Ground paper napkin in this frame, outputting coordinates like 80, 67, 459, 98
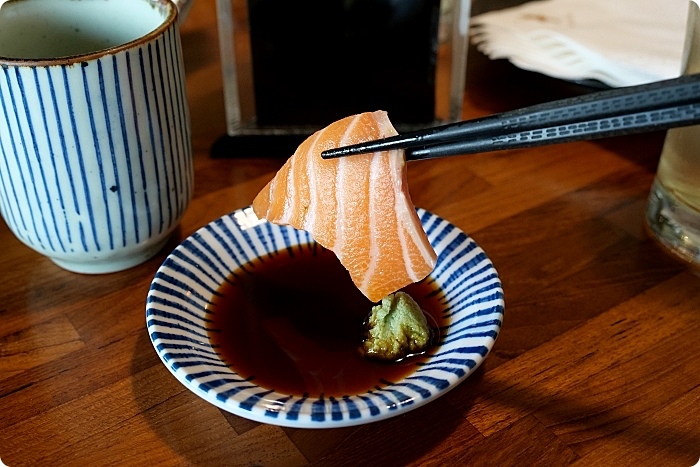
470, 0, 690, 87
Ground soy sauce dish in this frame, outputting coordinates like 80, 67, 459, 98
146, 206, 505, 428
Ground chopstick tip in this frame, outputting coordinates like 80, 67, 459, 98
320, 149, 339, 159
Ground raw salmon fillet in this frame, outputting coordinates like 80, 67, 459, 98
252, 111, 437, 303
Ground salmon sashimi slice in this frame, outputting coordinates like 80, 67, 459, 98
252, 111, 437, 303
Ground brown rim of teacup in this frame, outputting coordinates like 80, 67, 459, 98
0, 0, 178, 66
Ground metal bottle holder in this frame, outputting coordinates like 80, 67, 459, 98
213, 0, 471, 157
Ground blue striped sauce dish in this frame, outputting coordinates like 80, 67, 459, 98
146, 206, 505, 428
0, 0, 192, 273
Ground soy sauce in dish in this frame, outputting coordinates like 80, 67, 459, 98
207, 243, 447, 397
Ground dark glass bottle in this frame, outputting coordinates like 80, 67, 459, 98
247, 0, 441, 128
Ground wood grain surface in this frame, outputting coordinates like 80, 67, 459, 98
1, 0, 699, 465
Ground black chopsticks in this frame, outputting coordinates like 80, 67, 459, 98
320, 74, 700, 161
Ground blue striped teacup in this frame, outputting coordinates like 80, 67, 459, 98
0, 0, 192, 273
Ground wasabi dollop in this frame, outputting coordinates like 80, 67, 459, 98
362, 291, 431, 361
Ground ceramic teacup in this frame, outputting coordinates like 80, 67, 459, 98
0, 0, 192, 273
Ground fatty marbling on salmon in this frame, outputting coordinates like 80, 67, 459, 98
252, 111, 437, 303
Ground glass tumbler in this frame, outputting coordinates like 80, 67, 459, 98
646, 0, 700, 270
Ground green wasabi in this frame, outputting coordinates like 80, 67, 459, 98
362, 291, 432, 361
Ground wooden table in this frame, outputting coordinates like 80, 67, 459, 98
1, 1, 699, 465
